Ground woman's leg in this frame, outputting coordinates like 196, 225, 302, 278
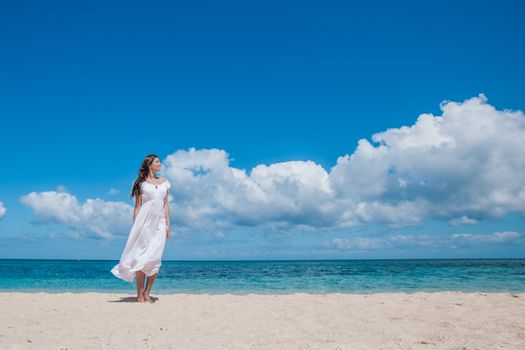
144, 273, 157, 303
136, 271, 146, 302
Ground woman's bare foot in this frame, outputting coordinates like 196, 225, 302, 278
137, 292, 146, 303
144, 291, 155, 303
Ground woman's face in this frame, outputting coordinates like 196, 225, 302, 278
150, 157, 161, 173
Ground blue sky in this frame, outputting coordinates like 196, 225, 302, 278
1, 0, 524, 259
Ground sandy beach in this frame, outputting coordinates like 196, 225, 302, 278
0, 292, 524, 350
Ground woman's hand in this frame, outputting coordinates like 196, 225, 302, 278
166, 226, 170, 239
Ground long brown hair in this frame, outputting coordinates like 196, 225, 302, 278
131, 154, 159, 198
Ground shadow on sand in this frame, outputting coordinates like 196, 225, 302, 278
108, 296, 160, 303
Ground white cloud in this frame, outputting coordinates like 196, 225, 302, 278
330, 93, 525, 225
323, 237, 388, 250
20, 188, 133, 239
325, 231, 524, 251
451, 231, 523, 244
162, 94, 525, 229
449, 215, 479, 226
162, 148, 339, 229
0, 201, 6, 220
20, 95, 525, 238
324, 234, 444, 251
108, 188, 120, 195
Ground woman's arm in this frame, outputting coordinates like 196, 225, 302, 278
164, 190, 170, 238
133, 193, 142, 223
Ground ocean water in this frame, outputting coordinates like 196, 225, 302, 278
1, 259, 524, 294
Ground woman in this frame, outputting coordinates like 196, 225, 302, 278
111, 154, 171, 303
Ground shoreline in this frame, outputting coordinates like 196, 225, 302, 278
0, 290, 524, 295
1, 291, 524, 349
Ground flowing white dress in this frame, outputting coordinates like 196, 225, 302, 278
111, 179, 170, 282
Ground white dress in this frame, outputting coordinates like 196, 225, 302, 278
111, 179, 171, 282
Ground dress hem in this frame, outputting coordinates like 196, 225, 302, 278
111, 264, 160, 283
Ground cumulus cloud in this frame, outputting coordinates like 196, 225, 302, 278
20, 188, 133, 239
0, 201, 6, 220
162, 94, 525, 229
20, 94, 525, 238
330, 93, 525, 225
162, 149, 339, 229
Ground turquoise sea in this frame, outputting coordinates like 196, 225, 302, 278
1, 259, 524, 294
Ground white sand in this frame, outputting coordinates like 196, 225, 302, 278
0, 291, 524, 349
